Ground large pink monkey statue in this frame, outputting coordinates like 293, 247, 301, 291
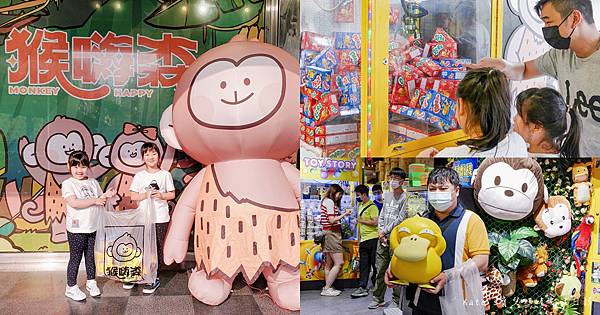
161, 36, 300, 310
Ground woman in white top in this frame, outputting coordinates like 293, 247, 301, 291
513, 87, 581, 158
421, 68, 529, 158
62, 151, 116, 301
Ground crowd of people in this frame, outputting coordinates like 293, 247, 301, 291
318, 166, 490, 314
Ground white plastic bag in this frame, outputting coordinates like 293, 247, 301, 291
439, 259, 485, 315
94, 198, 157, 284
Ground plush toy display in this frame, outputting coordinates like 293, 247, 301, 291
483, 267, 506, 311
555, 264, 582, 301
517, 245, 548, 288
534, 196, 572, 238
572, 215, 594, 279
568, 162, 592, 207
389, 216, 446, 289
161, 36, 300, 310
473, 158, 544, 221
501, 270, 517, 298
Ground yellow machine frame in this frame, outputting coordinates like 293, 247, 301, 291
360, 0, 503, 158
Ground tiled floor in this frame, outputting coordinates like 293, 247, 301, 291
0, 269, 298, 315
300, 287, 412, 315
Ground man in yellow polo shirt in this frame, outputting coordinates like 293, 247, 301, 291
351, 184, 380, 298
385, 167, 490, 314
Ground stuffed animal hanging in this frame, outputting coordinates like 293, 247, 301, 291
482, 267, 505, 311
534, 196, 573, 238
473, 158, 545, 221
572, 215, 595, 281
501, 270, 517, 297
568, 162, 592, 207
517, 245, 548, 288
555, 263, 582, 301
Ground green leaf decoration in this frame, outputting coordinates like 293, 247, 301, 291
488, 231, 501, 247
498, 238, 520, 262
517, 240, 536, 261
510, 226, 539, 240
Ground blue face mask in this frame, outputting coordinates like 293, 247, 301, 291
373, 193, 383, 202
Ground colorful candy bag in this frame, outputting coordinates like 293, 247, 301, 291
411, 57, 442, 77
305, 66, 332, 92
337, 49, 361, 71
334, 32, 361, 50
424, 28, 458, 60
301, 31, 332, 51
312, 92, 340, 125
311, 48, 338, 70
420, 90, 457, 126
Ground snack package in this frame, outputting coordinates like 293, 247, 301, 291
435, 58, 471, 70
301, 31, 332, 51
335, 0, 355, 23
337, 49, 361, 71
315, 122, 359, 136
305, 66, 332, 92
334, 71, 360, 92
420, 90, 457, 126
301, 50, 320, 69
409, 88, 427, 108
411, 57, 442, 77
340, 84, 361, 108
440, 69, 468, 81
301, 133, 315, 146
300, 113, 316, 128
334, 32, 361, 50
311, 48, 338, 70
312, 92, 340, 125
424, 28, 458, 60
324, 143, 361, 159
314, 132, 359, 147
402, 45, 424, 63
418, 78, 460, 100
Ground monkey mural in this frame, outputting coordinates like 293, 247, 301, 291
98, 123, 174, 211
18, 115, 109, 243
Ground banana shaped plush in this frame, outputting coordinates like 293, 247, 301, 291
389, 217, 446, 289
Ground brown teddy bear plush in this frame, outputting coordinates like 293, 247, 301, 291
568, 162, 592, 207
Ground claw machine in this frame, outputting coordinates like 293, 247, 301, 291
299, 0, 362, 288
362, 0, 497, 157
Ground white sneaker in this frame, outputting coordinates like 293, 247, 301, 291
320, 287, 342, 296
65, 285, 86, 301
122, 282, 135, 290
86, 280, 101, 297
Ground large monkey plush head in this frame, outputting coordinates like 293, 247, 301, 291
473, 158, 544, 221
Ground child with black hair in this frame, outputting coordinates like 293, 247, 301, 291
513, 87, 581, 158
421, 68, 529, 157
62, 151, 116, 301
123, 142, 175, 294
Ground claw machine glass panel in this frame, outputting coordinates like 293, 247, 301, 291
366, 0, 493, 157
299, 0, 362, 284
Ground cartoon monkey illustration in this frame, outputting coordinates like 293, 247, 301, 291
18, 115, 108, 243
107, 232, 142, 263
98, 123, 174, 211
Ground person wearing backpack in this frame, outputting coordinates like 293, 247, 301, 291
351, 185, 380, 298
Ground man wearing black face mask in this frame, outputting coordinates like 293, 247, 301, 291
470, 0, 600, 157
